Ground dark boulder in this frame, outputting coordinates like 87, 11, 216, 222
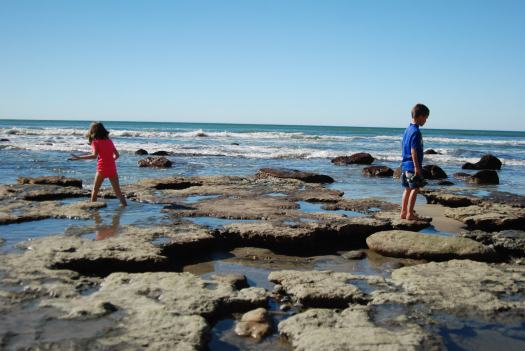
424, 149, 440, 155
151, 151, 170, 156
135, 149, 148, 155
17, 176, 83, 188
255, 168, 334, 183
138, 157, 173, 168
468, 170, 499, 185
0, 138, 9, 142
331, 153, 374, 165
462, 154, 502, 170
361, 166, 394, 177
422, 165, 447, 180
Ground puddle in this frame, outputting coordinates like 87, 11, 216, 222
345, 279, 378, 294
185, 195, 221, 204
184, 217, 258, 230
435, 315, 525, 351
297, 201, 365, 217
418, 225, 455, 237
152, 236, 172, 246
267, 192, 288, 197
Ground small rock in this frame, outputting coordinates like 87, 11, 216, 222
272, 284, 284, 294
231, 142, 240, 146
342, 250, 366, 260
424, 149, 439, 155
234, 308, 272, 338
0, 138, 9, 142
280, 303, 292, 311
135, 149, 148, 155
453, 172, 472, 180
331, 152, 375, 165
151, 151, 170, 156
138, 157, 173, 168
438, 180, 454, 186
422, 165, 447, 179
362, 166, 394, 177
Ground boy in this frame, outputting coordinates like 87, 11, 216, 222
400, 103, 429, 220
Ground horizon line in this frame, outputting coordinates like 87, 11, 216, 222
1, 116, 524, 134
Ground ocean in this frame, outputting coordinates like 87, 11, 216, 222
1, 119, 524, 202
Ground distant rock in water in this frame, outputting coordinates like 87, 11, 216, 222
424, 149, 440, 155
138, 157, 173, 168
230, 142, 240, 146
0, 138, 9, 142
255, 168, 334, 183
331, 152, 375, 165
469, 170, 499, 185
151, 151, 170, 156
17, 176, 83, 188
462, 154, 502, 170
135, 149, 148, 155
195, 132, 208, 137
422, 165, 447, 179
362, 166, 394, 177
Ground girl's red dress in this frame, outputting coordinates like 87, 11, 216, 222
91, 139, 117, 178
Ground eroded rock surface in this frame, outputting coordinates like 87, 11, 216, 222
279, 305, 441, 351
366, 230, 495, 261
444, 203, 525, 231
17, 176, 83, 188
268, 270, 387, 307
459, 230, 525, 257
373, 260, 525, 320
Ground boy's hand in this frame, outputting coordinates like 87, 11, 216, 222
415, 167, 423, 177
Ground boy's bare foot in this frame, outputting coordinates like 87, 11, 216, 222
406, 212, 425, 221
400, 212, 407, 219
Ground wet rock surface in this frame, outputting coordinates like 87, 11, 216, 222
331, 152, 374, 165
234, 307, 272, 338
362, 165, 394, 177
469, 169, 500, 185
366, 230, 495, 261
459, 230, 525, 257
279, 305, 441, 351
255, 168, 334, 183
17, 176, 83, 188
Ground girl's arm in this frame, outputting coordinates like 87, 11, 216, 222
113, 148, 120, 160
69, 151, 98, 161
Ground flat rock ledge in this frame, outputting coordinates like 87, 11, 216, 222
373, 260, 525, 320
444, 203, 525, 232
255, 168, 334, 183
268, 270, 388, 308
278, 305, 441, 351
459, 230, 525, 257
17, 176, 83, 188
366, 230, 495, 261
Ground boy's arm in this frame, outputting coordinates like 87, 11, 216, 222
411, 148, 422, 176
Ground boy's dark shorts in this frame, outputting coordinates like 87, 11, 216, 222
401, 171, 426, 189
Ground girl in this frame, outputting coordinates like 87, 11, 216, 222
69, 122, 127, 207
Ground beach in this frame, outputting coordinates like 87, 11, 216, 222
1, 120, 525, 350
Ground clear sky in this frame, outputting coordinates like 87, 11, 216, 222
1, 0, 524, 130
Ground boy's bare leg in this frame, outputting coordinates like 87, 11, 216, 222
400, 188, 411, 219
91, 172, 105, 202
406, 188, 419, 220
109, 175, 127, 207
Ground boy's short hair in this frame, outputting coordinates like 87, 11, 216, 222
411, 104, 430, 119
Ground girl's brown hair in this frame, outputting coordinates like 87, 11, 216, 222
86, 122, 110, 144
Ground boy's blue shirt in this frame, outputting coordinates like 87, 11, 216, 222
401, 123, 423, 172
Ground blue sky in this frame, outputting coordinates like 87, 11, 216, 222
1, 0, 524, 130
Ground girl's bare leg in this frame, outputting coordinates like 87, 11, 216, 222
91, 172, 105, 202
109, 174, 127, 207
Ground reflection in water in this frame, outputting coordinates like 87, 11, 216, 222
92, 208, 124, 241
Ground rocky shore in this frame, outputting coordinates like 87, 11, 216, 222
1, 173, 524, 350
